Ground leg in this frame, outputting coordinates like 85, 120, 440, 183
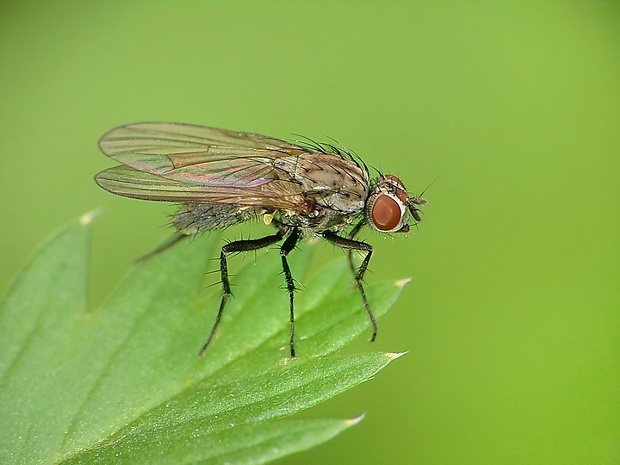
280, 228, 301, 358
323, 231, 377, 341
199, 230, 286, 356
346, 220, 365, 275
135, 233, 188, 264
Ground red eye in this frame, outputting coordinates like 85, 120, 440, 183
371, 194, 402, 231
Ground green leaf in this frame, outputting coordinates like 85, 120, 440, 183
0, 213, 407, 465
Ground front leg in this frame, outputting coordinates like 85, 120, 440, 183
322, 231, 377, 342
346, 219, 365, 275
199, 230, 286, 356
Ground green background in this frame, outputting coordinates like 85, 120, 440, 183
1, 2, 618, 464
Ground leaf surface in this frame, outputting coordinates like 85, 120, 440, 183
0, 215, 407, 464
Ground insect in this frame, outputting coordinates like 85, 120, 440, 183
95, 122, 427, 358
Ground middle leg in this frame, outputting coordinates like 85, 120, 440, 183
199, 230, 287, 356
280, 227, 301, 358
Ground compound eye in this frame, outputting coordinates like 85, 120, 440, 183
371, 194, 402, 231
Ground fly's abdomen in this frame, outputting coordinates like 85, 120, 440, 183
174, 204, 265, 234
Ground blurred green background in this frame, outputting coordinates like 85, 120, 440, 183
1, 1, 618, 464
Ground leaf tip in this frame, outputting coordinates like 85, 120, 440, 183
386, 351, 407, 361
395, 277, 412, 288
80, 209, 102, 225
346, 413, 366, 426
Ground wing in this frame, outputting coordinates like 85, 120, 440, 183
95, 165, 306, 210
98, 122, 309, 188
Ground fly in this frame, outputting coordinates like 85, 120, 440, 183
95, 122, 428, 358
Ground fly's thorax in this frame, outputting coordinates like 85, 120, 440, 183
274, 153, 369, 214
365, 174, 427, 233
276, 206, 357, 235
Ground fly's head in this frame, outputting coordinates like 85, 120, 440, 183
366, 174, 428, 233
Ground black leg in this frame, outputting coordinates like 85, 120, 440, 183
323, 231, 377, 341
346, 220, 365, 275
347, 220, 365, 241
136, 233, 188, 264
199, 230, 286, 356
280, 228, 301, 358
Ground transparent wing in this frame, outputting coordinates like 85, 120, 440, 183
98, 122, 309, 188
95, 165, 306, 209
